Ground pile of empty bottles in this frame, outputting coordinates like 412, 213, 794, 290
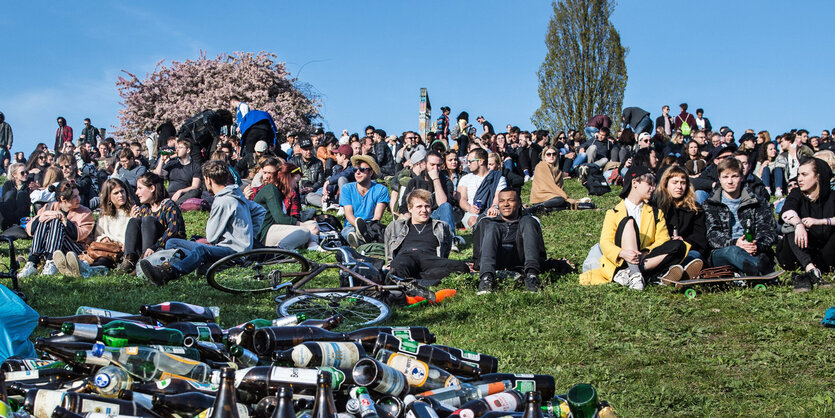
0, 302, 615, 417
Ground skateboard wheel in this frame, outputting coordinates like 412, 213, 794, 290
684, 288, 697, 299
754, 284, 767, 291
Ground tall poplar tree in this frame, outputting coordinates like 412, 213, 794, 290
532, 0, 627, 134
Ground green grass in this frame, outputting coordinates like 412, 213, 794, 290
10, 180, 835, 416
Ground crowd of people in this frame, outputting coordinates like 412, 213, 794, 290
0, 100, 833, 294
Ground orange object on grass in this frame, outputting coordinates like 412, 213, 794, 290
405, 289, 457, 305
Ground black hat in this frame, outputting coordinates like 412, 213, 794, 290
738, 132, 756, 144
619, 166, 654, 198
287, 131, 299, 138
313, 127, 325, 135
298, 136, 313, 149
710, 143, 737, 160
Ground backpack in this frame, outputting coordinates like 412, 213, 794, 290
180, 198, 208, 212
178, 110, 220, 149
678, 115, 692, 136
576, 163, 600, 183
583, 171, 611, 196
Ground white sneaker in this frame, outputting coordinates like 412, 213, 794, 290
628, 272, 645, 290
524, 175, 531, 183
613, 269, 631, 287
18, 261, 37, 278
42, 260, 59, 276
451, 244, 460, 253
775, 188, 783, 197
336, 207, 345, 217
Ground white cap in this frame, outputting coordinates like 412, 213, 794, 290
254, 141, 268, 152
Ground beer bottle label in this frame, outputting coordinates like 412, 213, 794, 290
292, 342, 361, 369
484, 392, 520, 412
319, 366, 346, 390
33, 390, 66, 418
397, 338, 421, 355
459, 350, 482, 362
5, 370, 39, 381
514, 380, 535, 394
150, 345, 187, 355
387, 353, 429, 387
81, 399, 121, 414
391, 328, 414, 341
197, 326, 211, 341
270, 367, 319, 386
373, 367, 406, 395
444, 375, 461, 388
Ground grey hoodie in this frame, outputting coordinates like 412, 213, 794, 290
207, 185, 266, 252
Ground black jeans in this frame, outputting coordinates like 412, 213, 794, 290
390, 251, 469, 287
541, 197, 568, 210
474, 216, 546, 275
614, 216, 686, 277
777, 232, 835, 272
124, 217, 164, 257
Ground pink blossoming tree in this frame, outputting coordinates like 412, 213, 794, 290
115, 51, 319, 142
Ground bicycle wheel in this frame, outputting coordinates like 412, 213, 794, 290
278, 292, 391, 327
207, 248, 311, 294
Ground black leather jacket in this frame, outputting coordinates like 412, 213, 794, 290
290, 154, 325, 191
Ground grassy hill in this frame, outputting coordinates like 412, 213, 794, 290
10, 180, 835, 416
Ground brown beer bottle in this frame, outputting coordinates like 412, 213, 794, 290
139, 302, 216, 324
152, 391, 215, 415
271, 341, 366, 369
299, 314, 345, 330
374, 333, 480, 378
432, 345, 498, 374
270, 385, 296, 418
311, 371, 338, 418
208, 367, 240, 418
521, 391, 544, 418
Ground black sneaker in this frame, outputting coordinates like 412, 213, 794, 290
356, 218, 369, 241
477, 273, 495, 295
139, 260, 178, 286
793, 272, 812, 293
524, 273, 540, 292
118, 253, 138, 274
809, 268, 835, 289
757, 254, 775, 276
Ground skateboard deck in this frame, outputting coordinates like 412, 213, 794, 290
661, 270, 783, 291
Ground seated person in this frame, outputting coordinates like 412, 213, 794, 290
235, 140, 272, 181
0, 163, 32, 230
139, 160, 266, 285
255, 161, 319, 250
385, 189, 469, 287
56, 153, 98, 210
472, 188, 547, 294
319, 144, 355, 209
111, 148, 147, 193
654, 166, 707, 274
18, 180, 95, 278
118, 173, 186, 273
340, 155, 389, 247
458, 148, 507, 229
398, 151, 456, 233
289, 135, 325, 207
530, 145, 583, 209
705, 158, 777, 276
154, 139, 201, 205
776, 157, 835, 291
79, 178, 133, 270
30, 166, 63, 208
579, 167, 687, 289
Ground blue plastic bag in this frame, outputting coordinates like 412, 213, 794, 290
0, 284, 38, 362
822, 307, 835, 328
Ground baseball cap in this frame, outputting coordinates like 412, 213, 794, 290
619, 166, 654, 198
335, 144, 353, 157
298, 136, 313, 149
410, 149, 427, 165
254, 141, 268, 152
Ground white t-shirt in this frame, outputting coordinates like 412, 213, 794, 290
459, 172, 507, 206
623, 199, 644, 228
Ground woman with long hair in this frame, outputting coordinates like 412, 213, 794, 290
30, 166, 63, 207
118, 172, 186, 273
530, 145, 584, 209
255, 161, 320, 250
94, 178, 134, 245
754, 141, 782, 195
443, 150, 462, 190
25, 150, 48, 185
18, 180, 95, 278
777, 157, 835, 291
655, 166, 708, 266
684, 140, 706, 176
1, 163, 32, 230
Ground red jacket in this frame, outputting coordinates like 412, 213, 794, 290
54, 125, 73, 151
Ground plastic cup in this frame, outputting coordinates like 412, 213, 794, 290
566, 383, 598, 418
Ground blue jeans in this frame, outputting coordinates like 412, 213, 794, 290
431, 202, 456, 234
571, 152, 588, 170
165, 238, 236, 276
341, 224, 356, 240
711, 246, 758, 274
683, 250, 703, 265
632, 115, 652, 135
760, 166, 786, 192
584, 127, 599, 141
695, 190, 710, 205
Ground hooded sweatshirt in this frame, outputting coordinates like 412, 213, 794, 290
207, 184, 266, 252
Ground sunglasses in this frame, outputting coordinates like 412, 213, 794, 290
60, 165, 73, 170
38, 156, 46, 160
468, 159, 481, 163
357, 167, 374, 173
544, 152, 557, 157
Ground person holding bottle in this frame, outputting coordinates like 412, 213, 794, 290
653, 166, 707, 276
580, 166, 687, 289
704, 158, 778, 276
18, 180, 95, 278
776, 157, 835, 291
255, 160, 320, 250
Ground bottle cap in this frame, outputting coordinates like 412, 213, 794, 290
92, 342, 105, 357
94, 372, 111, 388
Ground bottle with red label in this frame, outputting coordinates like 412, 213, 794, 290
447, 389, 524, 418
140, 302, 217, 324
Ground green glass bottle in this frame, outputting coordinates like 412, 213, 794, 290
743, 219, 754, 242
62, 320, 184, 347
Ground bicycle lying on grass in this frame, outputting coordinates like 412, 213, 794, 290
205, 241, 434, 327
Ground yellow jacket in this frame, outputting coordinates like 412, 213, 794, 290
580, 200, 689, 285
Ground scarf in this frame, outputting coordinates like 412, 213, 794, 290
530, 161, 569, 204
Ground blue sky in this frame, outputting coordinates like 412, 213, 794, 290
2, 1, 834, 153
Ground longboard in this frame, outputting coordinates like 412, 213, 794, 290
661, 270, 784, 298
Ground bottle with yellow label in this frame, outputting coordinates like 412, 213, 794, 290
375, 349, 460, 392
